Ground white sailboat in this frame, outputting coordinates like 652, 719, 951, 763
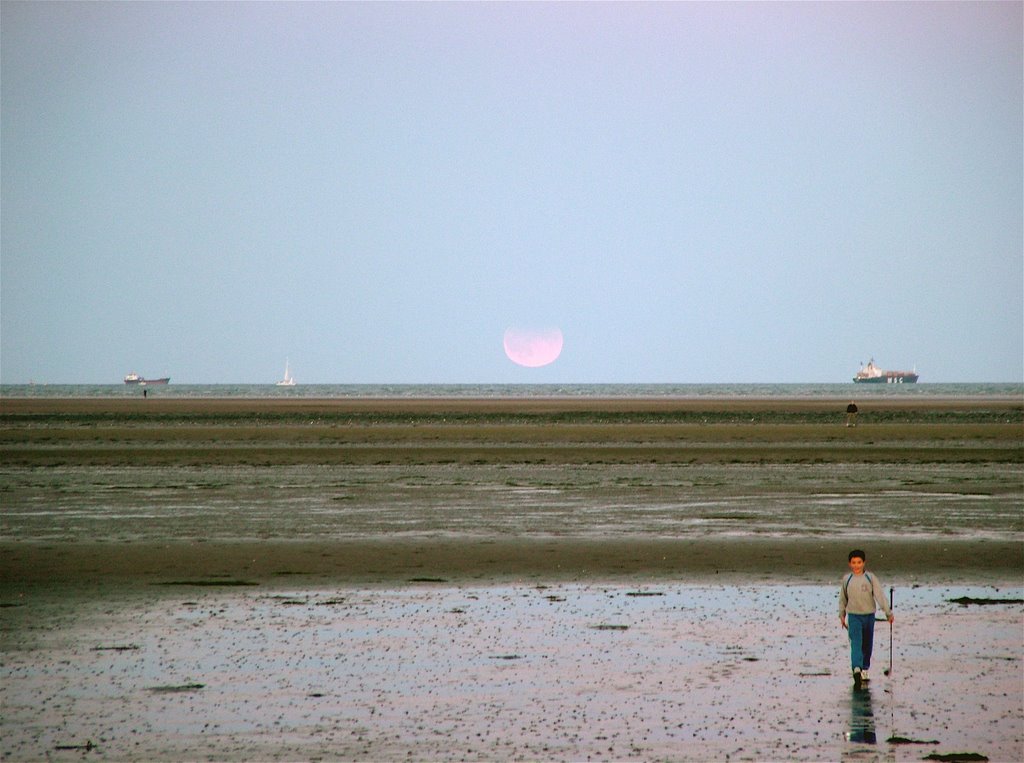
276, 358, 296, 387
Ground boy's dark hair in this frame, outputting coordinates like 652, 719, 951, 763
848, 549, 866, 561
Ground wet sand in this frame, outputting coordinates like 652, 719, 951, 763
2, 536, 1023, 589
2, 396, 1022, 760
3, 395, 1021, 585
2, 581, 1021, 762
2, 396, 1022, 469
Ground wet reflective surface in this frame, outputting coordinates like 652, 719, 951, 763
3, 583, 1020, 761
3, 462, 1021, 542
847, 686, 878, 745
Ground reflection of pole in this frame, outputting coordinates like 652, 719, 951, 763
886, 587, 895, 744
884, 587, 893, 676
889, 680, 896, 744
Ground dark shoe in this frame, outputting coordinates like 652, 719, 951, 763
853, 667, 862, 688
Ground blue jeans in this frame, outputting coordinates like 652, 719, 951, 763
848, 613, 875, 671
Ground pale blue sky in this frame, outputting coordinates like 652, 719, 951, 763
2, 1, 1021, 384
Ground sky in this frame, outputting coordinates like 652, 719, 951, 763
2, 1, 1021, 384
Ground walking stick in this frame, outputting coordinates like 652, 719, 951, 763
883, 587, 894, 676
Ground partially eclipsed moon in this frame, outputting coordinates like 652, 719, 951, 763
503, 326, 564, 368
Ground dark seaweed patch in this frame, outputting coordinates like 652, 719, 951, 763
54, 741, 97, 752
154, 580, 258, 587
147, 683, 205, 693
887, 735, 939, 745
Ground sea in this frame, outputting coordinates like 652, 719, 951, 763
2, 382, 1021, 399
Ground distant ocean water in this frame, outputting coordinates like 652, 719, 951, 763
2, 383, 1021, 399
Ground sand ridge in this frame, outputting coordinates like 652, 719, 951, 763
2, 395, 1021, 468
3, 537, 1022, 590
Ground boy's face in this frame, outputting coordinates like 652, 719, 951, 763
848, 556, 866, 574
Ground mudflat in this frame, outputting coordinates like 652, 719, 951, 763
2, 396, 1022, 761
2, 395, 1021, 468
3, 581, 1022, 762
1, 395, 1021, 585
2, 537, 1023, 589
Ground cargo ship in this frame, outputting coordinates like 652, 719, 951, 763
124, 372, 170, 385
853, 359, 918, 384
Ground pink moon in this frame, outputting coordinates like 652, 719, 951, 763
503, 327, 564, 368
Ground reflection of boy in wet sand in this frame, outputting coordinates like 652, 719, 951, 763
838, 549, 893, 687
846, 685, 877, 744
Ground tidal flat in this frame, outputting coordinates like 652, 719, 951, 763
2, 396, 1021, 583
2, 582, 1021, 761
1, 396, 1021, 760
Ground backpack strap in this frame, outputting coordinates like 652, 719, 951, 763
843, 571, 872, 598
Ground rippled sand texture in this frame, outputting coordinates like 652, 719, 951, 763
2, 583, 1021, 762
2, 460, 1022, 544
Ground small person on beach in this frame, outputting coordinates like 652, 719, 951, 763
838, 549, 893, 687
845, 401, 858, 427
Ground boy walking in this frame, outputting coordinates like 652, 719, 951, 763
839, 549, 893, 687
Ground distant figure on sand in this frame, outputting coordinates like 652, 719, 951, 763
839, 549, 893, 687
845, 401, 858, 427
